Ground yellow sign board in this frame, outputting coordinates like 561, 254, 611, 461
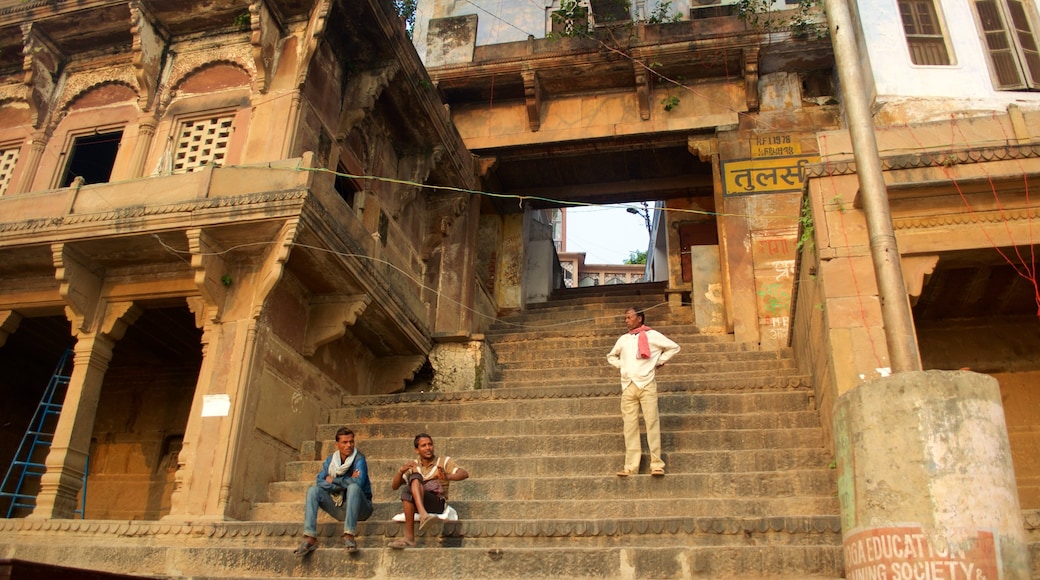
721, 156, 817, 196
751, 134, 802, 158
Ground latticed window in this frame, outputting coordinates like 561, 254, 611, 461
974, 0, 1040, 89
0, 147, 19, 196
172, 115, 234, 173
899, 0, 952, 65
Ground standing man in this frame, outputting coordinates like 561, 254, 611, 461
389, 433, 468, 549
294, 427, 373, 555
607, 306, 680, 477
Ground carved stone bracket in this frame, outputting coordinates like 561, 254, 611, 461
52, 243, 103, 335
21, 23, 64, 128
688, 136, 719, 163
374, 355, 426, 394
392, 147, 444, 219
0, 310, 23, 348
250, 0, 285, 94
294, 0, 332, 89
302, 294, 371, 356
187, 228, 228, 327
422, 192, 470, 260
743, 47, 760, 112
251, 218, 301, 320
99, 301, 143, 341
521, 68, 542, 132
901, 254, 939, 305
633, 61, 650, 121
129, 0, 168, 110
336, 62, 400, 140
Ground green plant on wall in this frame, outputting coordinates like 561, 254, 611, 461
738, 0, 826, 39
646, 0, 683, 24
796, 194, 814, 252
660, 94, 680, 111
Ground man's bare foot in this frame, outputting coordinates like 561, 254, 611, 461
388, 538, 416, 549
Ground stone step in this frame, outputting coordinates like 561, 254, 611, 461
489, 371, 809, 390
290, 429, 826, 462
283, 448, 834, 481
0, 518, 845, 579
252, 495, 842, 521
317, 411, 822, 442
490, 309, 695, 329
484, 324, 715, 341
494, 360, 798, 382
491, 343, 784, 363
264, 470, 837, 505
333, 390, 817, 423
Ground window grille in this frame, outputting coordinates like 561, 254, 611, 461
172, 115, 234, 173
0, 147, 19, 196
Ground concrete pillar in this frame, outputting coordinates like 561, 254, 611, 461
834, 370, 1030, 579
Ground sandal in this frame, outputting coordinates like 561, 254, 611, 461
388, 538, 415, 549
344, 537, 358, 552
418, 515, 434, 536
294, 540, 318, 556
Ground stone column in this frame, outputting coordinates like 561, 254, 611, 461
32, 303, 141, 519
11, 130, 49, 194
834, 370, 1030, 579
126, 114, 158, 179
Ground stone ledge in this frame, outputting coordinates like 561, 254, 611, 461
0, 515, 841, 541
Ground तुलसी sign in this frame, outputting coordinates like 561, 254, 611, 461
721, 155, 817, 196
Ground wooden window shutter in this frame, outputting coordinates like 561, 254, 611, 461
974, 0, 1040, 89
1006, 0, 1040, 85
898, 0, 952, 65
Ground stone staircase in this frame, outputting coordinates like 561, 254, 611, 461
244, 282, 845, 578
0, 282, 846, 579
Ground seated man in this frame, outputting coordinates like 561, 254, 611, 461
388, 432, 468, 549
294, 427, 373, 555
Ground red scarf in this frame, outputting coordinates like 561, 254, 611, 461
630, 325, 652, 359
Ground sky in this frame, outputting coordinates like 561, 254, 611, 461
565, 204, 652, 265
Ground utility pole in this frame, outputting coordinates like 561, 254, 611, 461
822, 0, 922, 372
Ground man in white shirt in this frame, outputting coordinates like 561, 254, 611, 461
607, 307, 680, 477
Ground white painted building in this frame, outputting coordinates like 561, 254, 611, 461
852, 0, 1040, 119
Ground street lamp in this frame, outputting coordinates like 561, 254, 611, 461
626, 202, 652, 239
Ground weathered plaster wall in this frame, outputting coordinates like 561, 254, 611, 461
449, 81, 743, 150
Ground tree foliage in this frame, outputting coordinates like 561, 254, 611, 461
625, 250, 647, 265
394, 0, 417, 39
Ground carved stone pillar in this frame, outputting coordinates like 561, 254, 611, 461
31, 302, 141, 519
11, 130, 49, 194
126, 114, 158, 179
167, 221, 298, 520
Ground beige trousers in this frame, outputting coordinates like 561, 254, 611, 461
620, 380, 664, 472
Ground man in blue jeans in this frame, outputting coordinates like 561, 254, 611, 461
294, 427, 373, 555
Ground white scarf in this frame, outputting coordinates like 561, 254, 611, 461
329, 449, 357, 478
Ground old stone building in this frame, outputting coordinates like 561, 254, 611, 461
0, 0, 496, 524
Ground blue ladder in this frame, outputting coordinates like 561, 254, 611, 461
0, 349, 88, 518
